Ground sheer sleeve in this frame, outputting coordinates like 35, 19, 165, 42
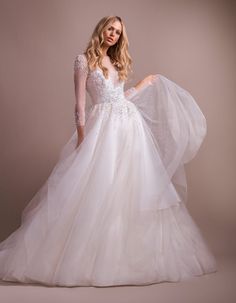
74, 54, 89, 127
124, 75, 159, 101
124, 86, 138, 100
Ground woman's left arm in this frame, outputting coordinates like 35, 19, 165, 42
124, 74, 157, 100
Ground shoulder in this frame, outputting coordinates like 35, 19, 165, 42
74, 53, 88, 73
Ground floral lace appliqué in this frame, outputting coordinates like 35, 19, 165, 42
74, 54, 89, 75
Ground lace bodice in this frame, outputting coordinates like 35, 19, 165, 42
74, 54, 137, 126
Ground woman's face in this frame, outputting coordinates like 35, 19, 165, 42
103, 20, 122, 47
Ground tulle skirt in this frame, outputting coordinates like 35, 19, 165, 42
0, 75, 217, 286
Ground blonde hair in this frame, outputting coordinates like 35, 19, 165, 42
83, 15, 133, 82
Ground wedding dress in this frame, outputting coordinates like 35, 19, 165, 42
0, 53, 217, 287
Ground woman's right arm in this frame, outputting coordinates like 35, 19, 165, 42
74, 54, 88, 148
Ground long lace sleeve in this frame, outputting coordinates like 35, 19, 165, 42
74, 54, 89, 127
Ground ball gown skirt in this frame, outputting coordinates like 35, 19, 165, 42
0, 74, 217, 287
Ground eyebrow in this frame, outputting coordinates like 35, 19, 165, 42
109, 25, 121, 32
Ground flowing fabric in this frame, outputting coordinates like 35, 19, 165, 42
128, 74, 207, 210
0, 54, 217, 287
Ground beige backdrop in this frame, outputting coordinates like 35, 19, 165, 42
0, 0, 235, 275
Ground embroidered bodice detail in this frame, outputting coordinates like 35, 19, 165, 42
73, 54, 137, 126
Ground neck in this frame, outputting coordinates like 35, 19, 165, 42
101, 46, 109, 57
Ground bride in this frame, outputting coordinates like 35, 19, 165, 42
0, 15, 217, 287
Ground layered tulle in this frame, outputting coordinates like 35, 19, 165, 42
0, 74, 217, 286
127, 74, 207, 207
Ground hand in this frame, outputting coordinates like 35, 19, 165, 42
142, 74, 157, 85
76, 136, 84, 148
76, 125, 85, 148
135, 74, 157, 91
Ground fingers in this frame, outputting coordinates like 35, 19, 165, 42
149, 74, 158, 84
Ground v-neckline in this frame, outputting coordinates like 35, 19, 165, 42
89, 56, 121, 86
94, 67, 124, 88
95, 67, 116, 80
102, 56, 118, 71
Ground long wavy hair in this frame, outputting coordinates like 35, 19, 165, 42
84, 15, 133, 82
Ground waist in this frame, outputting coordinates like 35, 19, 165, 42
90, 99, 138, 114
92, 92, 128, 104
92, 97, 130, 106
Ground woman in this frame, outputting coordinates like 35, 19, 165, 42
0, 15, 217, 287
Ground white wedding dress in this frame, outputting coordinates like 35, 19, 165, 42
0, 54, 217, 287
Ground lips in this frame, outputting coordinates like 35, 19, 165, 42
107, 37, 113, 42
